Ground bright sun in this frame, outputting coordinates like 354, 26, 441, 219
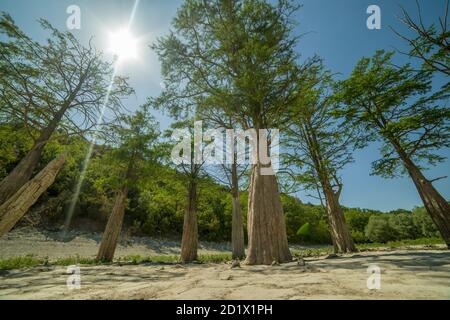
108, 28, 138, 62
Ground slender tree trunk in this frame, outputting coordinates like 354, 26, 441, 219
180, 179, 198, 262
96, 186, 128, 262
0, 108, 67, 205
302, 119, 356, 253
0, 153, 67, 238
231, 162, 245, 260
403, 157, 450, 248
245, 163, 292, 265
322, 183, 356, 253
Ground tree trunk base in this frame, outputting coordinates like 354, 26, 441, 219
325, 191, 356, 254
96, 187, 128, 262
245, 165, 292, 265
180, 180, 198, 262
232, 194, 245, 260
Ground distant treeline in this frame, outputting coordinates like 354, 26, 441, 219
0, 124, 440, 245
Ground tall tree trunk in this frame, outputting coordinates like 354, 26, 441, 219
392, 143, 450, 248
403, 157, 450, 248
245, 163, 292, 265
322, 183, 356, 253
96, 186, 128, 262
301, 119, 355, 253
0, 153, 67, 238
0, 108, 67, 205
180, 179, 198, 262
231, 162, 245, 260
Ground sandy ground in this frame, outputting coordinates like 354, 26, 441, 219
0, 228, 449, 299
0, 250, 449, 299
0, 227, 233, 259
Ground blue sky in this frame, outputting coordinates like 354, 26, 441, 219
0, 0, 448, 211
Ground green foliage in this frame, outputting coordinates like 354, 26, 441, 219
365, 215, 398, 243
412, 206, 440, 238
364, 209, 440, 243
0, 121, 440, 245
334, 50, 449, 178
296, 222, 312, 243
344, 208, 378, 243
283, 63, 353, 200
0, 254, 43, 270
0, 124, 34, 179
52, 255, 98, 266
152, 0, 311, 131
0, 3, 447, 264
388, 213, 421, 240
0, 12, 133, 140
394, 3, 450, 77
283, 195, 331, 244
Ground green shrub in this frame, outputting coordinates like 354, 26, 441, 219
351, 230, 369, 243
365, 215, 398, 243
412, 207, 440, 238
388, 213, 420, 240
296, 222, 311, 238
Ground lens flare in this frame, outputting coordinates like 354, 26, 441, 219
108, 28, 138, 62
64, 0, 140, 231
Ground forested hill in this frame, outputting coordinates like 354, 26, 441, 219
0, 124, 440, 245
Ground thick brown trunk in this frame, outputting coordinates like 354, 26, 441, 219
245, 163, 292, 265
323, 184, 356, 253
0, 109, 66, 205
405, 160, 450, 248
391, 143, 450, 248
180, 180, 198, 262
96, 186, 128, 262
231, 163, 245, 259
0, 153, 67, 238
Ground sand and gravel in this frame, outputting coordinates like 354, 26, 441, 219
0, 228, 449, 299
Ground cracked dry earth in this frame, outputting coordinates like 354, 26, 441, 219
0, 250, 449, 299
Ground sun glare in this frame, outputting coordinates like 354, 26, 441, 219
107, 28, 138, 62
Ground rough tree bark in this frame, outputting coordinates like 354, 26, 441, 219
403, 156, 450, 248
96, 186, 129, 262
322, 183, 356, 253
304, 120, 356, 253
180, 179, 198, 262
245, 163, 292, 265
392, 143, 450, 248
0, 107, 67, 205
0, 153, 67, 238
231, 162, 245, 260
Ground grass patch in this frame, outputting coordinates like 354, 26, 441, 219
0, 254, 44, 270
357, 237, 444, 250
52, 255, 98, 266
0, 255, 99, 270
0, 253, 234, 271
291, 237, 445, 258
0, 238, 444, 270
